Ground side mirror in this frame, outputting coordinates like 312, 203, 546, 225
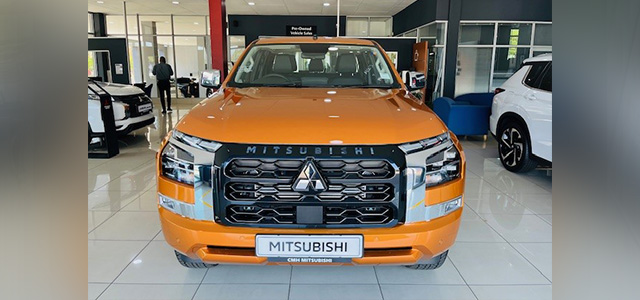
401, 70, 426, 91
200, 69, 221, 89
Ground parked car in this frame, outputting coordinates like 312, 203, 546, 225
490, 54, 552, 172
88, 81, 155, 144
157, 37, 466, 270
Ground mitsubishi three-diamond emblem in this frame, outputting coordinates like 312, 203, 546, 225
292, 161, 327, 192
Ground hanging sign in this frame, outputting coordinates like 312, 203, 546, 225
286, 25, 317, 36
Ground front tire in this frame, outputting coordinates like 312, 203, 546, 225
175, 251, 218, 268
498, 121, 538, 173
404, 250, 448, 270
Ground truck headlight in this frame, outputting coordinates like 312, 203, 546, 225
161, 141, 195, 185
425, 145, 461, 187
401, 132, 464, 223
400, 132, 462, 188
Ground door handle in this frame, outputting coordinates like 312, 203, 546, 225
526, 94, 537, 101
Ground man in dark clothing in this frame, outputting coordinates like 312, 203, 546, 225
152, 56, 174, 114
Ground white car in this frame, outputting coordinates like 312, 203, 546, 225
88, 81, 155, 144
489, 54, 552, 172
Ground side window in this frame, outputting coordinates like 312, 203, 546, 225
523, 62, 547, 88
539, 63, 552, 92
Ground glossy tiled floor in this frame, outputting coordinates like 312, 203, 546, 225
89, 99, 552, 300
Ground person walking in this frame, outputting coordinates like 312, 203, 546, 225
152, 56, 174, 114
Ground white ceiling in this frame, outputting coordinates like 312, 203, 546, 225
89, 0, 417, 16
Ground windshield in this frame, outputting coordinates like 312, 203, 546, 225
227, 43, 401, 88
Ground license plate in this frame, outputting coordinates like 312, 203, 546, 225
255, 235, 363, 258
138, 103, 152, 113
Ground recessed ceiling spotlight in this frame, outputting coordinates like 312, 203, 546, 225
96, 0, 104, 3
172, 1, 179, 4
323, 2, 330, 6
194, 22, 199, 25
248, 2, 255, 5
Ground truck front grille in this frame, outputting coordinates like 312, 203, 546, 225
226, 204, 394, 225
216, 155, 403, 228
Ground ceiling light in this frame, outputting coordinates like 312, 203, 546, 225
96, 0, 104, 3
324, 2, 330, 6
194, 22, 199, 25
172, 1, 179, 4
248, 2, 255, 5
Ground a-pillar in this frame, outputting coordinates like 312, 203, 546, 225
209, 0, 229, 80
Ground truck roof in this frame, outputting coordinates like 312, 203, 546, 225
254, 36, 376, 46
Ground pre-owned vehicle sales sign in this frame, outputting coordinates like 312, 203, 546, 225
256, 235, 363, 263
286, 25, 317, 36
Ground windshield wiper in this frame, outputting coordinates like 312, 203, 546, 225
330, 84, 394, 89
258, 82, 302, 87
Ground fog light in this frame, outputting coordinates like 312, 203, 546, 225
425, 196, 463, 221
158, 194, 196, 219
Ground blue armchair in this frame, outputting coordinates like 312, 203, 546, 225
433, 93, 494, 136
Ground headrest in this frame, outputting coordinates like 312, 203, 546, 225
273, 54, 296, 73
308, 58, 324, 72
336, 53, 357, 73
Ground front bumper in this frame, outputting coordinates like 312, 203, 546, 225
159, 205, 462, 265
115, 113, 155, 135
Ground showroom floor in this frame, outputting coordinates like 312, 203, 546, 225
88, 99, 552, 300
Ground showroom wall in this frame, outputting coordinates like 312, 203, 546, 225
393, 0, 552, 97
228, 15, 347, 44
393, 0, 448, 36
460, 0, 552, 21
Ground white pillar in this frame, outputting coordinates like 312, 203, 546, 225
336, 0, 340, 37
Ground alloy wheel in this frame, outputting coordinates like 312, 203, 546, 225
499, 127, 524, 167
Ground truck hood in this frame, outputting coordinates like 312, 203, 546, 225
175, 87, 448, 145
93, 82, 144, 96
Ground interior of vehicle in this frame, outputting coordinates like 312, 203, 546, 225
229, 43, 400, 88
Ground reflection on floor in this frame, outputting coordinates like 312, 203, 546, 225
89, 98, 552, 300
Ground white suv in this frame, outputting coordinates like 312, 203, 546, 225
88, 81, 155, 144
489, 54, 552, 172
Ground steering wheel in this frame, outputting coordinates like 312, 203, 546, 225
259, 74, 291, 82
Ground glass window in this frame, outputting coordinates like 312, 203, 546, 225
88, 51, 98, 77
229, 35, 246, 63
106, 15, 125, 35
455, 47, 493, 95
346, 17, 368, 36
427, 47, 445, 103
173, 16, 207, 35
106, 15, 137, 35
139, 15, 172, 35
534, 24, 552, 46
419, 23, 444, 44
459, 23, 494, 45
173, 36, 208, 98
539, 64, 552, 92
523, 62, 548, 88
139, 35, 174, 97
418, 23, 446, 46
229, 43, 400, 88
404, 29, 417, 37
369, 17, 392, 37
496, 23, 532, 45
127, 36, 143, 84
492, 47, 530, 89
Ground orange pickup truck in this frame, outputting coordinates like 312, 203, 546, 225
157, 37, 465, 269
